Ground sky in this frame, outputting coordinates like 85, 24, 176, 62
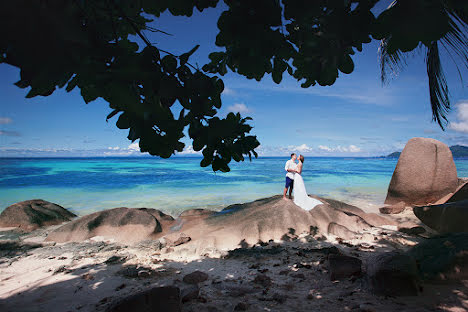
0, 1, 467, 158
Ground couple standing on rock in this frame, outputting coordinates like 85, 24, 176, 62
283, 153, 323, 211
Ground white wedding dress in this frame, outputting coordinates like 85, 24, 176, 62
293, 173, 323, 211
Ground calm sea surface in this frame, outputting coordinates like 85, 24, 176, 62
1, 157, 467, 216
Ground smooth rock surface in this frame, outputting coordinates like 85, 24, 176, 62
47, 207, 174, 243
413, 200, 468, 233
0, 199, 76, 231
385, 138, 458, 205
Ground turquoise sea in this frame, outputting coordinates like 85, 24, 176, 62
1, 157, 467, 217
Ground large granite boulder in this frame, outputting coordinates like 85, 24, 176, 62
407, 233, 468, 281
385, 138, 458, 205
161, 196, 396, 253
366, 252, 420, 296
413, 200, 468, 233
47, 207, 174, 243
0, 199, 76, 231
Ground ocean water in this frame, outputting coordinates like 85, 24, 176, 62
1, 157, 467, 217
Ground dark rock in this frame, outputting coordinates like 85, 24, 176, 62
398, 226, 426, 235
328, 254, 362, 280
234, 302, 249, 311
0, 199, 76, 231
366, 252, 419, 296
379, 202, 406, 214
413, 200, 468, 233
407, 233, 468, 280
106, 286, 181, 312
105, 256, 126, 265
181, 285, 199, 303
171, 235, 191, 247
291, 273, 305, 279
53, 265, 73, 275
446, 181, 468, 203
253, 274, 272, 288
385, 138, 458, 205
183, 271, 209, 284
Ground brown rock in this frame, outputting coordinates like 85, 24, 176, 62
367, 252, 419, 296
413, 200, 468, 233
0, 199, 76, 231
379, 201, 406, 214
328, 254, 362, 280
46, 207, 174, 243
385, 138, 458, 205
183, 271, 208, 284
106, 286, 181, 312
171, 234, 191, 247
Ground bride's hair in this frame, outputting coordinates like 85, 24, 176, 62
299, 155, 304, 163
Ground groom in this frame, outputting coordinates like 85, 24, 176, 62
283, 153, 297, 200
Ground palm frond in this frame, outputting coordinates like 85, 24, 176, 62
378, 37, 408, 85
426, 41, 450, 130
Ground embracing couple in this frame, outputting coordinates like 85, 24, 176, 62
283, 153, 323, 211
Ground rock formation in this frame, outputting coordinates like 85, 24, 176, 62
413, 200, 468, 233
46, 207, 174, 243
385, 138, 458, 206
0, 199, 76, 231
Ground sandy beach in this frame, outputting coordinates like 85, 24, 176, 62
0, 195, 466, 312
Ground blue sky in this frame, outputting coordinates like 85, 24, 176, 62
0, 2, 467, 157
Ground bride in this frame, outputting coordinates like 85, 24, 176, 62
293, 155, 323, 211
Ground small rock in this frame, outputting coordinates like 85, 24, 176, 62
253, 274, 272, 288
398, 226, 426, 235
278, 270, 289, 275
81, 273, 94, 280
53, 266, 73, 275
291, 273, 305, 279
379, 202, 406, 214
234, 302, 249, 311
183, 271, 209, 284
138, 270, 151, 278
115, 283, 126, 291
171, 235, 191, 247
328, 254, 362, 280
105, 255, 125, 265
181, 285, 199, 303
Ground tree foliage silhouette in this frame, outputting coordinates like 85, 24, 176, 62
1, 0, 466, 170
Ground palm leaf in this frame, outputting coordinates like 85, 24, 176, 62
378, 37, 408, 84
426, 41, 450, 129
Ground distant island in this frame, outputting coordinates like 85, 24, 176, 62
386, 145, 468, 158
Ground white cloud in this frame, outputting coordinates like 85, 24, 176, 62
318, 144, 361, 153
348, 145, 361, 153
449, 101, 468, 133
178, 146, 201, 155
128, 142, 140, 151
222, 87, 236, 96
0, 117, 12, 124
295, 144, 313, 153
0, 130, 21, 136
108, 146, 120, 150
318, 145, 332, 151
227, 103, 250, 113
